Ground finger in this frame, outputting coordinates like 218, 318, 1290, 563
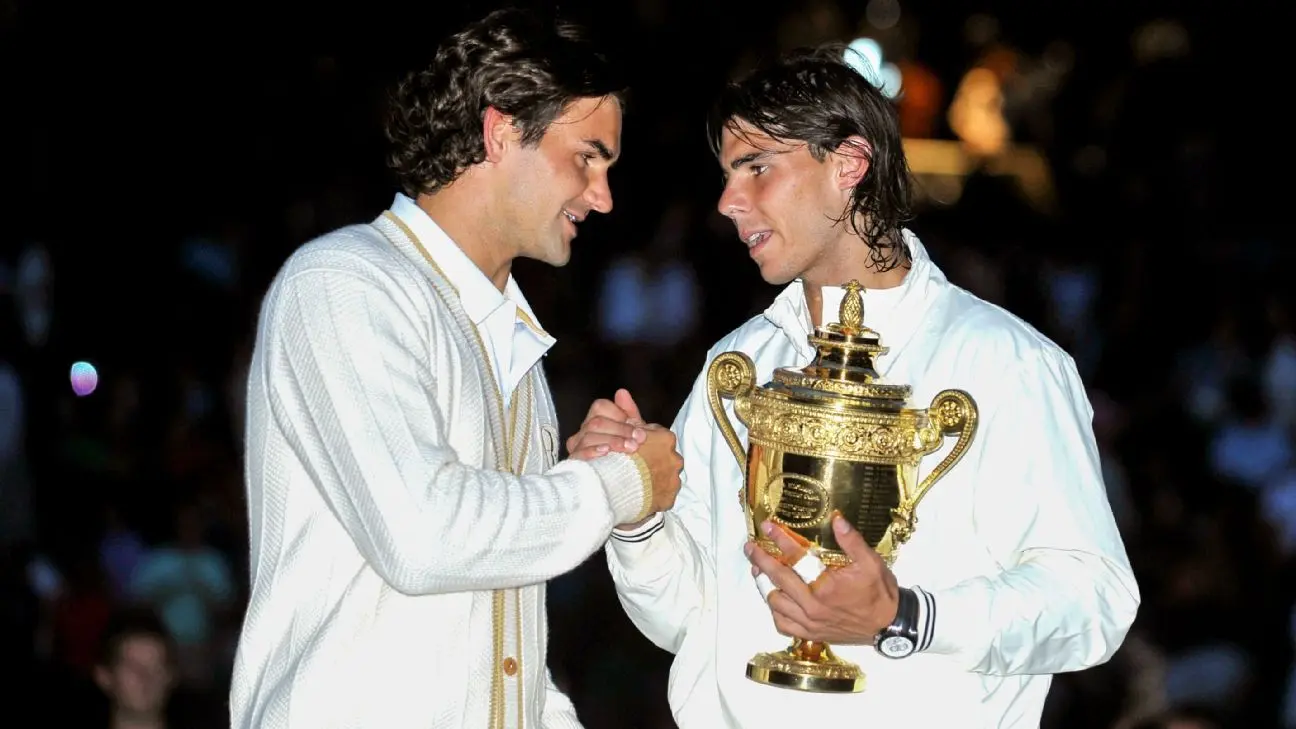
614, 388, 645, 425
584, 399, 632, 427
569, 432, 640, 453
567, 444, 611, 461
770, 609, 812, 639
760, 520, 811, 566
832, 514, 882, 567
578, 416, 646, 444
745, 541, 815, 607
768, 588, 815, 629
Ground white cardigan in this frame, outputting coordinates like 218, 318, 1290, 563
231, 211, 650, 729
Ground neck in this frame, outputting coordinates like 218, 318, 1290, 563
416, 182, 514, 291
802, 251, 911, 329
110, 711, 165, 729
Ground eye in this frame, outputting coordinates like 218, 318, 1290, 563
580, 153, 597, 166
751, 164, 769, 176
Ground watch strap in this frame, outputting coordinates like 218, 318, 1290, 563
875, 587, 919, 653
913, 585, 935, 652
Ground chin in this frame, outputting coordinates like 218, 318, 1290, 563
757, 263, 797, 286
539, 244, 572, 268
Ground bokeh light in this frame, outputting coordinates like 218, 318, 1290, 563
70, 361, 98, 396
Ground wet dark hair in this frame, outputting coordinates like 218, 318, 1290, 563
708, 43, 914, 272
384, 7, 628, 198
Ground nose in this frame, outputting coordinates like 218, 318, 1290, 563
717, 181, 747, 219
584, 170, 613, 215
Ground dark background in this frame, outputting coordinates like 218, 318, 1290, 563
1, 0, 1291, 727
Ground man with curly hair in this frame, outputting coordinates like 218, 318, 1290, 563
229, 8, 683, 728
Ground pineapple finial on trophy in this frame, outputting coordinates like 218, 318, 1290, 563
831, 280, 868, 336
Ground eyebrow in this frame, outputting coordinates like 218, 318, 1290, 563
583, 139, 617, 162
728, 151, 774, 170
720, 149, 783, 181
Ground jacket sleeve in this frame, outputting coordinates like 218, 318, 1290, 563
604, 363, 717, 654
259, 266, 651, 596
539, 668, 584, 729
923, 348, 1140, 674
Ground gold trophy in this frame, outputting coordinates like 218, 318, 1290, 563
706, 280, 979, 693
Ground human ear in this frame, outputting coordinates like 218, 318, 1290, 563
832, 136, 872, 189
482, 106, 520, 163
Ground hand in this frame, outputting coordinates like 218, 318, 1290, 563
635, 424, 684, 518
745, 515, 899, 645
566, 389, 647, 460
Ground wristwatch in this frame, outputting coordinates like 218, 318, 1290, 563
874, 587, 919, 659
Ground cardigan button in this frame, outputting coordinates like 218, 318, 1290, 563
502, 657, 518, 676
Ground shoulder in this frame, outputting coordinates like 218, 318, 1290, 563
935, 283, 1076, 377
706, 310, 787, 363
278, 224, 419, 288
266, 224, 437, 314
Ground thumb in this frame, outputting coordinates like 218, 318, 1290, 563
615, 388, 644, 425
832, 514, 875, 563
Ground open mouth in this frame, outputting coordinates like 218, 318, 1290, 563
561, 209, 582, 237
744, 230, 772, 257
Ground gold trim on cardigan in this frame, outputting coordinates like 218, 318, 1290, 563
379, 210, 536, 729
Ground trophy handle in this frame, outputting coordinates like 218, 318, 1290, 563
705, 351, 757, 470
887, 389, 979, 549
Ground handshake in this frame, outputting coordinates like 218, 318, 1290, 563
566, 388, 684, 528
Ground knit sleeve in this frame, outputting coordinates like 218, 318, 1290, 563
258, 265, 649, 595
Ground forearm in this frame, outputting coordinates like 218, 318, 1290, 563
605, 513, 710, 654
924, 549, 1139, 675
263, 265, 650, 595
918, 350, 1140, 675
276, 393, 649, 594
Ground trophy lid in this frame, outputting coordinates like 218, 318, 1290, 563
769, 280, 912, 407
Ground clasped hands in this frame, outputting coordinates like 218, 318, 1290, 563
566, 391, 898, 644
746, 516, 901, 645
566, 389, 683, 528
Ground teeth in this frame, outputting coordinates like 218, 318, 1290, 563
747, 231, 765, 244
563, 211, 578, 223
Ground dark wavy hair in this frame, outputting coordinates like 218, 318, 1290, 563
384, 7, 628, 197
708, 44, 915, 272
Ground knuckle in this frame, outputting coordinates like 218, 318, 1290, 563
592, 416, 621, 432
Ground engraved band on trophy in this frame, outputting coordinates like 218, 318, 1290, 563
706, 280, 979, 694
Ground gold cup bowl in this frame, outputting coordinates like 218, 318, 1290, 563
706, 280, 979, 693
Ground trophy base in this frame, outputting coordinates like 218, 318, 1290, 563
745, 648, 866, 694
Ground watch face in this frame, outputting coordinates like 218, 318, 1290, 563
879, 635, 915, 658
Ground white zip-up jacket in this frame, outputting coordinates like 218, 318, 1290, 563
606, 233, 1139, 728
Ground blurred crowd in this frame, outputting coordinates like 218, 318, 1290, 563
0, 2, 1288, 728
